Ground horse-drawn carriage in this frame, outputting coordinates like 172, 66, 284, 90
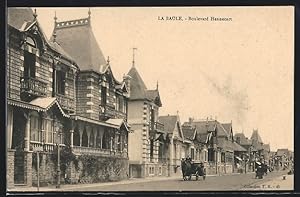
255, 162, 269, 179
181, 159, 206, 181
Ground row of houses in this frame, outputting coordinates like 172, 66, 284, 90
6, 8, 273, 188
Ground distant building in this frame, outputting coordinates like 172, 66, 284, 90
275, 148, 293, 169
234, 133, 254, 171
182, 118, 234, 175
250, 129, 271, 164
181, 120, 208, 165
158, 114, 185, 177
126, 64, 167, 178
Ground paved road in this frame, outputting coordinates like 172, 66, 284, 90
61, 171, 290, 191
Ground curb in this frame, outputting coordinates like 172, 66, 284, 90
7, 172, 258, 192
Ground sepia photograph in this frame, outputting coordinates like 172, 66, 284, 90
6, 6, 294, 192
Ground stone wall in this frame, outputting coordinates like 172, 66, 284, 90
7, 149, 15, 188
71, 155, 129, 184
30, 151, 129, 186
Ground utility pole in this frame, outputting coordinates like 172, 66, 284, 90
37, 150, 40, 191
55, 120, 62, 189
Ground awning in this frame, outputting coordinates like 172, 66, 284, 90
8, 98, 69, 118
105, 119, 130, 132
29, 97, 69, 118
235, 156, 243, 161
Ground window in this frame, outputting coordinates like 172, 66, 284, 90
116, 96, 119, 111
24, 51, 36, 78
123, 99, 127, 114
56, 70, 66, 95
101, 86, 107, 105
151, 108, 155, 122
102, 129, 109, 149
46, 119, 54, 143
221, 152, 226, 163
191, 148, 195, 160
150, 139, 154, 161
158, 142, 163, 161
204, 151, 207, 161
174, 144, 177, 160
30, 115, 39, 141
119, 96, 124, 112
208, 148, 214, 162
149, 166, 155, 175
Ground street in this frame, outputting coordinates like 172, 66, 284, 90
9, 171, 293, 192
60, 172, 293, 191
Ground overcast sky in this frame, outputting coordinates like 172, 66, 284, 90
30, 7, 294, 151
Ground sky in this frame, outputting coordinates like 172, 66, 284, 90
29, 7, 294, 151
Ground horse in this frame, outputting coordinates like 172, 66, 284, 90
181, 159, 192, 181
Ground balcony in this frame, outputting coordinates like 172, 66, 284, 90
56, 93, 75, 112
30, 141, 61, 152
20, 77, 47, 97
99, 104, 115, 119
72, 146, 127, 158
150, 121, 164, 131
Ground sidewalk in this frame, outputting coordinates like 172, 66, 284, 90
7, 172, 245, 192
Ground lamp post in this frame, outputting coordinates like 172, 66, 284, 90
54, 120, 62, 189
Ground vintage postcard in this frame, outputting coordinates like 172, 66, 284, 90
6, 6, 294, 192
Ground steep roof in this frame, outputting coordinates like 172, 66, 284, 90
127, 66, 147, 100
276, 148, 289, 156
48, 41, 76, 63
158, 115, 178, 134
234, 133, 252, 146
127, 66, 162, 106
185, 120, 229, 137
51, 17, 106, 71
222, 123, 232, 134
182, 125, 196, 141
232, 141, 247, 152
251, 129, 263, 144
8, 7, 34, 30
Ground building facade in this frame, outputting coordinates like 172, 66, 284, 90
158, 114, 185, 177
126, 65, 168, 178
183, 118, 235, 175
7, 8, 130, 188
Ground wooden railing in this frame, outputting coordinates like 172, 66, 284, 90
72, 146, 127, 157
20, 77, 47, 97
150, 121, 164, 131
99, 104, 115, 119
30, 141, 57, 152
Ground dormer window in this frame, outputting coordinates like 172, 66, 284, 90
101, 86, 107, 105
23, 37, 36, 78
26, 36, 36, 47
